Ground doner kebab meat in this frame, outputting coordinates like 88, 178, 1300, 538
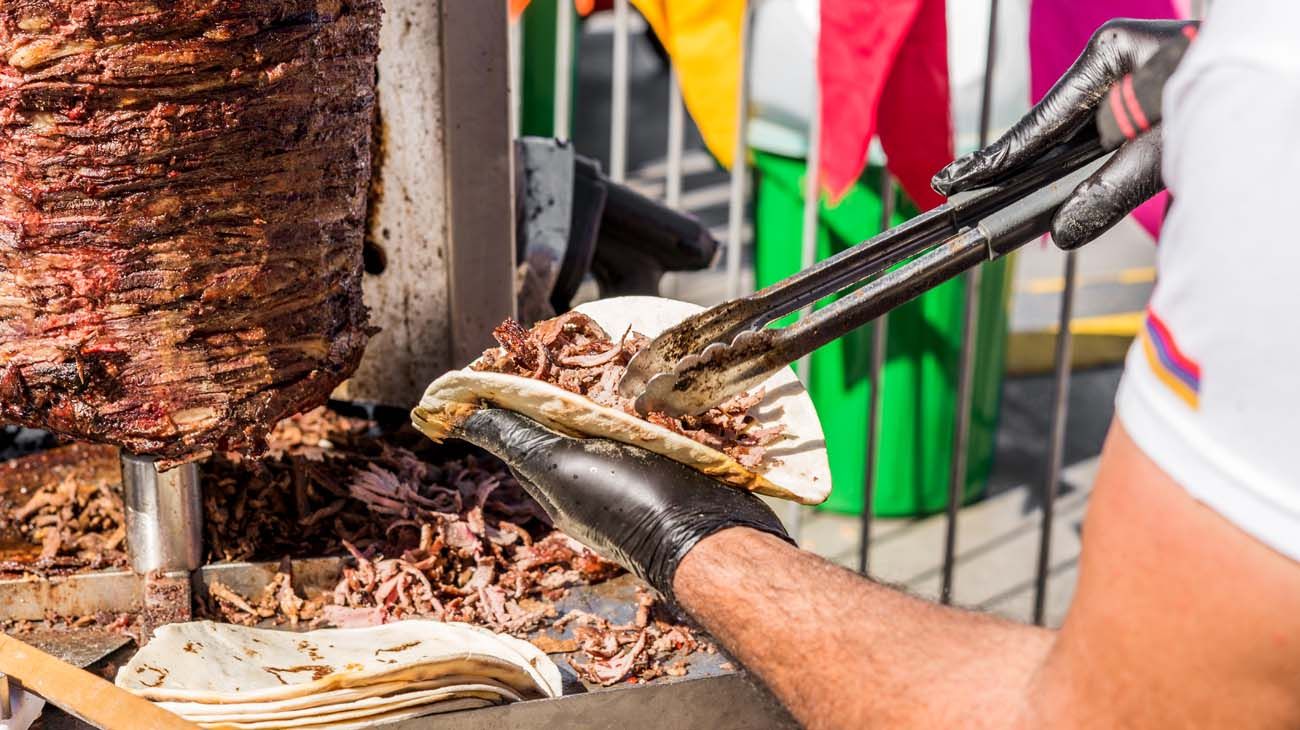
0, 1, 379, 463
474, 312, 786, 468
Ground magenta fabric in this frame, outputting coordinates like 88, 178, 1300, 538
819, 0, 952, 210
1029, 0, 1184, 240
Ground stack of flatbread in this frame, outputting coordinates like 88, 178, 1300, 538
116, 621, 561, 729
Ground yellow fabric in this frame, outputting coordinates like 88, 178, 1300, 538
631, 0, 747, 169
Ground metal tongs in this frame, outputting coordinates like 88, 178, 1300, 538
618, 31, 1185, 417
618, 136, 1113, 417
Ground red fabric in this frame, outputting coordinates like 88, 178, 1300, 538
819, 0, 953, 210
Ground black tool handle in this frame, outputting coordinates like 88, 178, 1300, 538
1096, 26, 1197, 149
979, 153, 1112, 257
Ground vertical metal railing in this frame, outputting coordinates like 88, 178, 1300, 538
858, 171, 893, 575
1034, 250, 1076, 624
554, 0, 575, 139
661, 72, 686, 300
941, 0, 1000, 605
724, 2, 756, 300
609, 0, 631, 182
787, 71, 823, 538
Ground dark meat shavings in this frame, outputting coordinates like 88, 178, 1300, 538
562, 589, 708, 686
0, 443, 127, 576
0, 406, 711, 685
473, 313, 787, 468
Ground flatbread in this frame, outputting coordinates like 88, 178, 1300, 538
161, 677, 522, 722
197, 697, 493, 730
116, 621, 561, 703
412, 296, 831, 505
156, 679, 451, 717
187, 687, 509, 729
292, 699, 495, 730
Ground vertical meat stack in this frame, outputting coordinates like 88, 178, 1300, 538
0, 0, 380, 463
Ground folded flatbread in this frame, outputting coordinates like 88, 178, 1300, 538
164, 678, 522, 724
413, 297, 831, 505
189, 690, 503, 729
116, 621, 561, 704
155, 677, 516, 719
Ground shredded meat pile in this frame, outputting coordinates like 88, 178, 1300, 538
0, 407, 713, 685
0, 442, 127, 575
556, 590, 711, 686
473, 312, 786, 468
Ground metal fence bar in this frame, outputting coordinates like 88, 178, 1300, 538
609, 0, 631, 182
941, 0, 1000, 605
661, 71, 686, 300
665, 73, 686, 210
1034, 252, 1077, 625
725, 2, 755, 300
859, 170, 894, 575
786, 80, 823, 538
553, 0, 575, 139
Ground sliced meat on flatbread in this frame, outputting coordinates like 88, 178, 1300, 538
413, 297, 831, 505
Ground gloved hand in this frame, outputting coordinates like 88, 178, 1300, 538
932, 19, 1196, 250
453, 408, 791, 600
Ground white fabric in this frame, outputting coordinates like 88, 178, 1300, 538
1116, 0, 1300, 562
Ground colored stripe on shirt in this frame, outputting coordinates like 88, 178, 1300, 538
1141, 308, 1200, 409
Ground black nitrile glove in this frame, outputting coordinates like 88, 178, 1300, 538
932, 19, 1196, 250
453, 408, 791, 601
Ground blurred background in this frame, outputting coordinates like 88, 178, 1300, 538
508, 0, 1200, 626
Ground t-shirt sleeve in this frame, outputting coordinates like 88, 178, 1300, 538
1115, 18, 1300, 563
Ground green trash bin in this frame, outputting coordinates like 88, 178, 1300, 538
753, 151, 1012, 517
518, 0, 580, 139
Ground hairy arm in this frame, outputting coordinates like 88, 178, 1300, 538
674, 422, 1300, 730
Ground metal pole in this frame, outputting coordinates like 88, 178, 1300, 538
941, 0, 999, 605
787, 78, 823, 539
610, 0, 631, 182
509, 14, 522, 139
1034, 251, 1077, 625
666, 72, 685, 209
662, 72, 686, 300
724, 2, 755, 300
121, 455, 203, 574
859, 170, 894, 575
554, 0, 575, 139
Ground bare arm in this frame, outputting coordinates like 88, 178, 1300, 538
674, 422, 1300, 730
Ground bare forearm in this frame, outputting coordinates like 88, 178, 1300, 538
674, 528, 1054, 730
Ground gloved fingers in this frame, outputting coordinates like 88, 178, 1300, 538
933, 19, 1185, 196
1051, 126, 1164, 250
452, 407, 568, 463
503, 465, 563, 526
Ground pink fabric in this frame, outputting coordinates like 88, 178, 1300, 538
819, 0, 952, 210
1029, 0, 1184, 240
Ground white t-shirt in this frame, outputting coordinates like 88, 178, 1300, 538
1115, 0, 1300, 562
